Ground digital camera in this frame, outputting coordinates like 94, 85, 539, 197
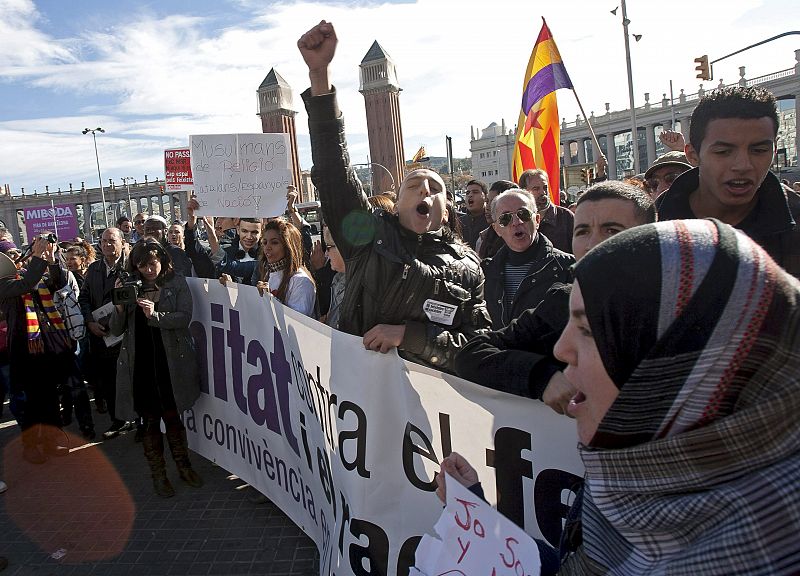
111, 269, 143, 306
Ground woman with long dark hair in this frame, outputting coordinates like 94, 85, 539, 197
251, 219, 316, 317
111, 239, 201, 498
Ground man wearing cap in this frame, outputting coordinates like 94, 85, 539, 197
142, 215, 194, 277
643, 151, 692, 200
657, 86, 800, 278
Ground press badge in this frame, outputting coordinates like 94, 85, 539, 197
423, 299, 458, 326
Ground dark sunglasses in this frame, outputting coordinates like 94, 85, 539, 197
645, 171, 682, 191
134, 220, 145, 225
497, 207, 534, 228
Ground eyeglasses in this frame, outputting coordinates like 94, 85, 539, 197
134, 220, 145, 225
325, 244, 337, 251
645, 171, 682, 191
497, 207, 534, 228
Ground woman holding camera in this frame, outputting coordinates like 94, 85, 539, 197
250, 218, 316, 317
111, 239, 201, 497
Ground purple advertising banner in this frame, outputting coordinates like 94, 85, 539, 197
24, 203, 80, 242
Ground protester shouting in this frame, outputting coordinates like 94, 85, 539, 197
298, 20, 490, 372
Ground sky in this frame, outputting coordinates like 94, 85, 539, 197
0, 0, 798, 194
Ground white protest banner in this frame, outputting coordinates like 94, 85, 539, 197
412, 472, 541, 576
189, 133, 291, 217
164, 147, 193, 193
185, 278, 584, 576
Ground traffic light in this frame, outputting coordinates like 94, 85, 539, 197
694, 55, 712, 81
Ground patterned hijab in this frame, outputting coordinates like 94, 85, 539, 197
561, 219, 800, 575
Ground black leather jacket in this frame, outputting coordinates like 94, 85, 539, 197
302, 87, 490, 373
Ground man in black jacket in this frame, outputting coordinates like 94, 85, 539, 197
483, 189, 574, 328
78, 227, 130, 438
298, 21, 490, 373
455, 182, 655, 413
656, 86, 799, 278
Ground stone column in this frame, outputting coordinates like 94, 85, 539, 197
606, 133, 617, 180
82, 199, 92, 238
562, 141, 572, 166
576, 138, 586, 164
645, 125, 657, 168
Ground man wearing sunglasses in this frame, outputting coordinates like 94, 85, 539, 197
483, 189, 574, 328
643, 151, 692, 200
131, 212, 147, 243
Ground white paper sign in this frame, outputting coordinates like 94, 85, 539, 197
189, 133, 292, 217
413, 472, 541, 576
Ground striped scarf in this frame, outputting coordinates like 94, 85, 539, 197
22, 279, 69, 354
560, 219, 800, 575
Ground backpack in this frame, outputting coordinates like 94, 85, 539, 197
53, 283, 86, 341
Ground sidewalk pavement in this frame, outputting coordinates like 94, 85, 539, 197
0, 404, 319, 575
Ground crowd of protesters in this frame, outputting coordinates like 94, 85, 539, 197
0, 18, 799, 575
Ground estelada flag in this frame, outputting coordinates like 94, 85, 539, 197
511, 18, 573, 205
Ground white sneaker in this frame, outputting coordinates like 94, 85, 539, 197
0, 480, 7, 494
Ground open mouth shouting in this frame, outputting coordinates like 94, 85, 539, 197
416, 201, 430, 216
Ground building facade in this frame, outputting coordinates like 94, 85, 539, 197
470, 121, 514, 183
0, 178, 182, 245
559, 51, 800, 181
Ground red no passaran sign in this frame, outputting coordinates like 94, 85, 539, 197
164, 148, 193, 191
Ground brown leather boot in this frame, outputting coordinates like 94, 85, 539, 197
165, 426, 203, 488
142, 422, 174, 498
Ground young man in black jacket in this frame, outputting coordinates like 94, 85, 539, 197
298, 21, 490, 373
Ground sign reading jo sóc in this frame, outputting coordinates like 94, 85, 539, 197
189, 133, 292, 217
24, 203, 79, 242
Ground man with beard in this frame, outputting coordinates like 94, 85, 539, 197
298, 20, 490, 373
518, 169, 574, 253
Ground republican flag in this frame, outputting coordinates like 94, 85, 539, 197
511, 18, 573, 205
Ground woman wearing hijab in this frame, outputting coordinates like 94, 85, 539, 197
440, 218, 800, 575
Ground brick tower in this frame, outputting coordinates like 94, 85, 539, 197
359, 41, 405, 194
257, 69, 303, 199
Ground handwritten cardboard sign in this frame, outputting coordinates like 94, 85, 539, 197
412, 472, 541, 576
189, 133, 291, 217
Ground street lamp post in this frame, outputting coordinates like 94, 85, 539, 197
82, 127, 109, 227
352, 162, 396, 194
618, 0, 641, 174
121, 176, 135, 217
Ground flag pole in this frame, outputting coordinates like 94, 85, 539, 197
570, 88, 602, 157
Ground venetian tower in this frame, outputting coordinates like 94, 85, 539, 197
257, 69, 303, 199
359, 41, 405, 194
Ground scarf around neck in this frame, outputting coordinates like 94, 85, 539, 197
23, 279, 70, 354
266, 257, 287, 273
562, 219, 800, 575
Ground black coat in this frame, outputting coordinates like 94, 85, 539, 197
482, 234, 574, 328
303, 87, 491, 374
78, 256, 124, 356
455, 283, 570, 400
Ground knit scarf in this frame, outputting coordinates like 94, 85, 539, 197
559, 219, 800, 575
22, 279, 69, 354
266, 257, 287, 273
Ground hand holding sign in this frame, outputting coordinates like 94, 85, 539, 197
414, 471, 541, 576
